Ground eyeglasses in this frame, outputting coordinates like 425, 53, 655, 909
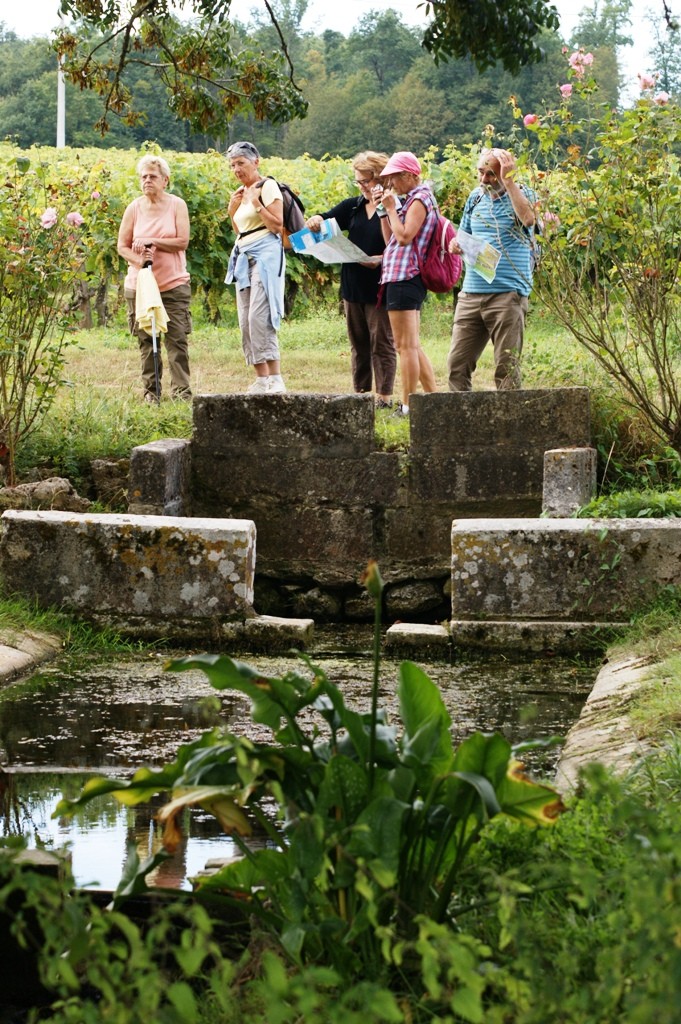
354, 176, 374, 187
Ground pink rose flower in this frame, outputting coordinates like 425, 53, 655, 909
523, 113, 539, 126
66, 211, 84, 226
91, 190, 101, 200
40, 207, 58, 229
654, 91, 670, 105
638, 73, 656, 91
560, 84, 573, 98
568, 50, 594, 78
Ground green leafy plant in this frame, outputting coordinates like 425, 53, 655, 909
454, 747, 681, 1023
577, 487, 681, 518
0, 838, 237, 1023
0, 151, 115, 485
56, 562, 564, 986
511, 51, 681, 459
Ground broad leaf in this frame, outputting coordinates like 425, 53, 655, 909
452, 731, 513, 787
197, 847, 289, 893
316, 754, 369, 825
112, 844, 170, 906
398, 661, 453, 776
496, 759, 566, 825
349, 796, 406, 884
157, 786, 253, 851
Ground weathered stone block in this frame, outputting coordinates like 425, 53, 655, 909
385, 622, 451, 658
191, 451, 401, 510
91, 458, 130, 509
383, 506, 455, 578
240, 505, 375, 585
451, 518, 681, 622
0, 632, 61, 686
0, 477, 91, 513
128, 439, 191, 516
0, 510, 256, 622
343, 589, 375, 621
243, 614, 314, 652
288, 587, 343, 620
450, 619, 621, 655
409, 389, 591, 451
555, 654, 653, 791
409, 448, 544, 505
385, 579, 446, 620
543, 447, 597, 517
192, 393, 375, 458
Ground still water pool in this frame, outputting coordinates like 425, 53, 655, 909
0, 628, 597, 891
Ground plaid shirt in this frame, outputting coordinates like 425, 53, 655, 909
380, 185, 437, 283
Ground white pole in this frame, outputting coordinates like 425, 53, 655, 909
56, 15, 65, 148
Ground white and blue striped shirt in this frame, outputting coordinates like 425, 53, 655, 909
459, 185, 536, 296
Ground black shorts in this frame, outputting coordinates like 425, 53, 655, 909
385, 275, 427, 311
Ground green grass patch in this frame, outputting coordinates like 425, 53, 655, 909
577, 487, 681, 519
0, 593, 153, 657
629, 661, 681, 740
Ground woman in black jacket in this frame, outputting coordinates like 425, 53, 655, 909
306, 151, 396, 407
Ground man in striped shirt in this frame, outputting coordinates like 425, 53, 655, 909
447, 148, 537, 391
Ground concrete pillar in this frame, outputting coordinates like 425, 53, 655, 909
128, 439, 191, 516
543, 447, 597, 517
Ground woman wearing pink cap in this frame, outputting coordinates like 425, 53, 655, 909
375, 151, 438, 416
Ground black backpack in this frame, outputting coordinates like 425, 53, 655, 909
257, 176, 305, 249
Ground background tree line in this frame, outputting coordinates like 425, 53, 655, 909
2, 0, 681, 157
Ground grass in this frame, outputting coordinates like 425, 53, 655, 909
0, 594, 153, 656
63, 294, 591, 399
597, 585, 681, 743
629, 663, 681, 740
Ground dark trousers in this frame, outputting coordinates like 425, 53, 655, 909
126, 283, 192, 398
344, 300, 396, 396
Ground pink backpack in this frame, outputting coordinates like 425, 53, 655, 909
419, 209, 462, 293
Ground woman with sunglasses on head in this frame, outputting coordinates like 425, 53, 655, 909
305, 151, 396, 408
225, 140, 287, 394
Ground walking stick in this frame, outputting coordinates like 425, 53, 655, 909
150, 307, 161, 402
144, 260, 161, 403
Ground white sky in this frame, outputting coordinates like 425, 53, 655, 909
3, 0, 674, 85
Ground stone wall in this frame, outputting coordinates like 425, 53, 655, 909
450, 517, 681, 652
0, 510, 256, 638
129, 388, 592, 622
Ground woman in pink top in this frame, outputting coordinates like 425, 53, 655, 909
118, 155, 192, 402
375, 151, 438, 417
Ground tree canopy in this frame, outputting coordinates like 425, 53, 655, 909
52, 0, 566, 136
2, 1, 681, 154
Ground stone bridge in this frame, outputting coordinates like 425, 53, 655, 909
127, 388, 594, 623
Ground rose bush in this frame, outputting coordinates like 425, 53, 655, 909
0, 154, 99, 485
509, 51, 681, 461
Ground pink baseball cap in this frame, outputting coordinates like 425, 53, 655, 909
379, 151, 421, 177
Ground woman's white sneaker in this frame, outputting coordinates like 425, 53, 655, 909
247, 377, 271, 394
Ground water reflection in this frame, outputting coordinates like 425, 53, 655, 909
0, 629, 597, 890
2, 770, 241, 891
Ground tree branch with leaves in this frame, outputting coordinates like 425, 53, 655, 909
54, 0, 308, 136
